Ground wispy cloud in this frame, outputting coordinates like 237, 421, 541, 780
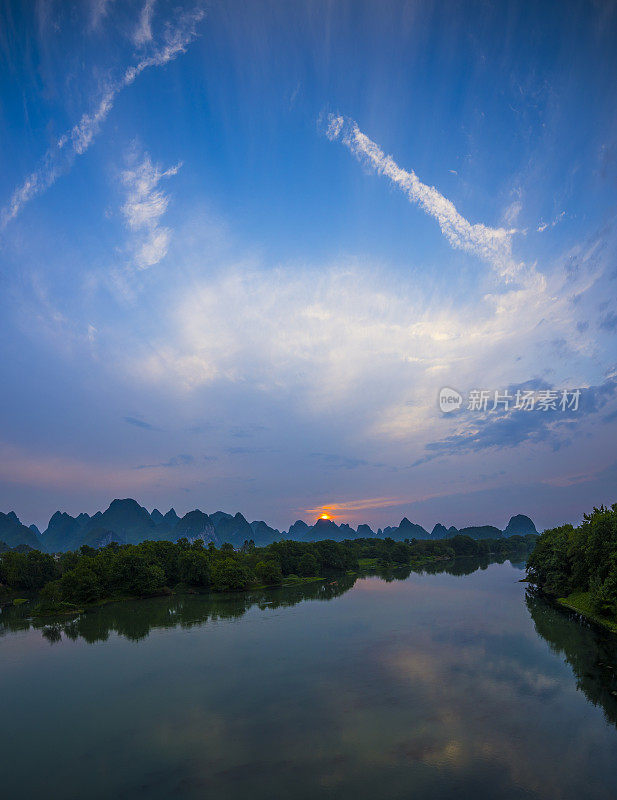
0, 441, 172, 492
326, 114, 537, 286
309, 452, 381, 470
89, 0, 116, 31
599, 311, 617, 331
134, 454, 194, 469
133, 0, 156, 47
503, 197, 522, 226
124, 416, 160, 431
304, 497, 403, 516
1, 4, 205, 229
121, 151, 180, 269
537, 211, 565, 233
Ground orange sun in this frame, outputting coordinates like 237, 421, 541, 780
319, 513, 331, 520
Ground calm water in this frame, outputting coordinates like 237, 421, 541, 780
2, 559, 617, 800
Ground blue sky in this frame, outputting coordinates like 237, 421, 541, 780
1, 0, 616, 531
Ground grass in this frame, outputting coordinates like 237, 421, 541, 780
357, 558, 379, 569
558, 591, 617, 634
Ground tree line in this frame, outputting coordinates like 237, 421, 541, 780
526, 503, 617, 616
0, 532, 538, 610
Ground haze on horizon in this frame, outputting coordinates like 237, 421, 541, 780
1, 0, 616, 533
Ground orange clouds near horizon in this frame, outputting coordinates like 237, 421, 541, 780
304, 496, 404, 522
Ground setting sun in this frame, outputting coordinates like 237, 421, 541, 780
319, 513, 331, 520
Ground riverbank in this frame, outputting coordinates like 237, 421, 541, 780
525, 503, 617, 636
558, 592, 617, 634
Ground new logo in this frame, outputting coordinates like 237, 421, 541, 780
439, 387, 462, 413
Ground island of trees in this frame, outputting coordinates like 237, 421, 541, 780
0, 532, 538, 612
526, 503, 617, 631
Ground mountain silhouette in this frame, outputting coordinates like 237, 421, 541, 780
173, 510, 216, 544
504, 514, 538, 536
0, 512, 40, 549
0, 499, 539, 552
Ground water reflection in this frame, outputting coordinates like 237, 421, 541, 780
1, 575, 358, 644
0, 556, 515, 645
3, 557, 617, 800
526, 590, 617, 727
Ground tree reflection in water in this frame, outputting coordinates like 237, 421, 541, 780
0, 555, 520, 644
526, 590, 617, 728
4, 553, 617, 738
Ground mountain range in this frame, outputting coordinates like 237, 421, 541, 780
0, 499, 538, 553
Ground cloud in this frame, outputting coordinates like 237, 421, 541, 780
225, 446, 272, 455
503, 191, 523, 226
129, 264, 483, 401
309, 452, 383, 470
0, 441, 174, 492
413, 411, 567, 466
1, 4, 204, 229
89, 0, 115, 31
134, 0, 157, 46
134, 454, 194, 469
411, 374, 617, 466
310, 452, 370, 469
504, 200, 522, 226
121, 152, 180, 269
124, 416, 160, 430
537, 211, 565, 233
599, 310, 617, 331
228, 424, 267, 438
304, 497, 404, 516
124, 252, 589, 448
325, 114, 539, 286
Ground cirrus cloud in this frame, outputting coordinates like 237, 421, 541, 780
325, 114, 542, 290
1, 3, 204, 229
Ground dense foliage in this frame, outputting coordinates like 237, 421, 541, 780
526, 503, 617, 615
0, 532, 538, 609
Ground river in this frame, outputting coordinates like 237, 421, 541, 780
2, 558, 617, 799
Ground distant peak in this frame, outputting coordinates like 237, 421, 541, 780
108, 498, 142, 509
504, 514, 537, 535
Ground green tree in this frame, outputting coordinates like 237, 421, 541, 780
298, 553, 318, 577
177, 550, 211, 586
211, 559, 254, 591
39, 579, 63, 608
255, 559, 282, 585
112, 549, 165, 596
60, 567, 102, 604
0, 550, 57, 590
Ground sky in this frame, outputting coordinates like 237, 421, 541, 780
0, 0, 616, 532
